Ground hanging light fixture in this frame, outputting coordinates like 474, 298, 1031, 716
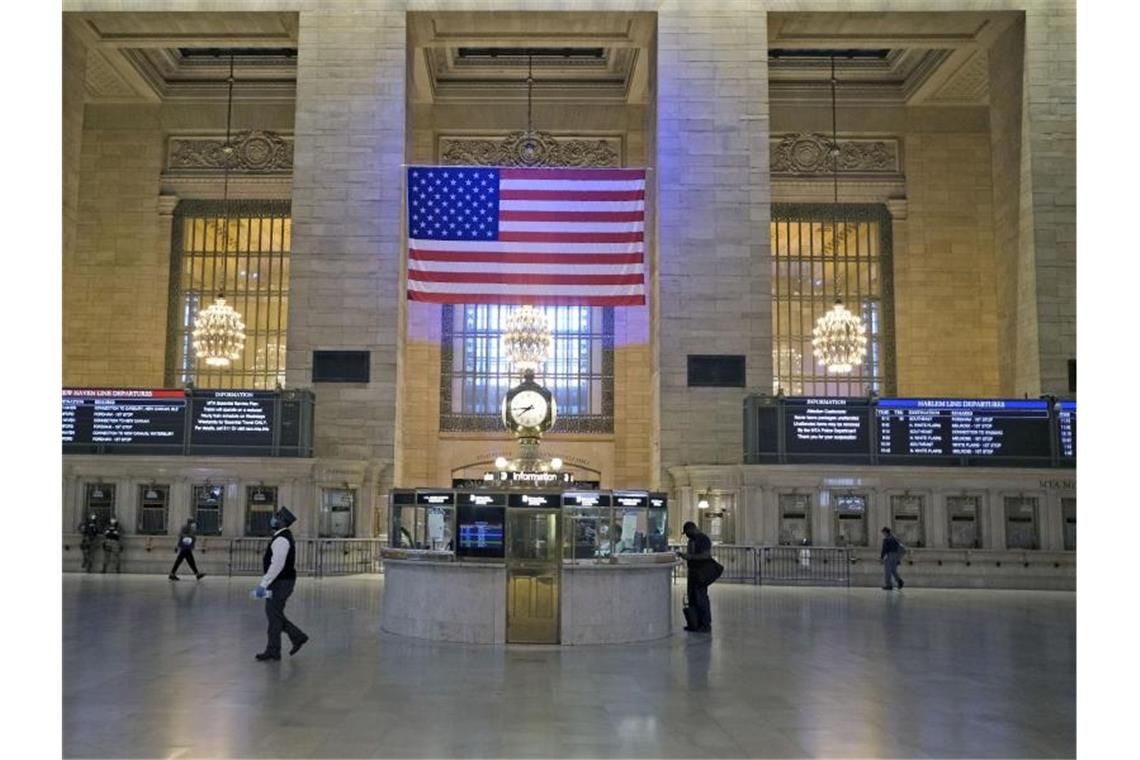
811, 56, 867, 375
192, 53, 246, 368
502, 305, 554, 374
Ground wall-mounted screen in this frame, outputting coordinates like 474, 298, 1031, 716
455, 504, 505, 558
876, 398, 1052, 465
560, 492, 612, 508
1057, 401, 1076, 460
63, 389, 186, 454
783, 397, 871, 463
508, 493, 562, 508
189, 390, 275, 449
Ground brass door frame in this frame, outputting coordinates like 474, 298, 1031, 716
505, 507, 562, 644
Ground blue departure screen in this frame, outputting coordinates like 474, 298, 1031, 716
456, 504, 506, 558
1057, 401, 1075, 459
876, 398, 1051, 462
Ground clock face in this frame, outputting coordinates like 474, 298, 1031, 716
508, 390, 549, 429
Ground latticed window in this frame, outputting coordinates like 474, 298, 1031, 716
771, 203, 894, 397
167, 200, 291, 389
441, 304, 613, 433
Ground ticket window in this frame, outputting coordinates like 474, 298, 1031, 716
245, 486, 278, 537
778, 493, 811, 546
137, 485, 170, 535
833, 493, 868, 547
699, 493, 736, 544
83, 483, 115, 528
890, 494, 925, 548
320, 488, 356, 538
1004, 496, 1039, 550
1062, 497, 1076, 551
946, 495, 982, 549
192, 485, 224, 535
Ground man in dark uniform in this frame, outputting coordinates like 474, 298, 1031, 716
102, 518, 123, 573
253, 507, 310, 661
169, 518, 206, 581
678, 521, 715, 633
78, 513, 101, 573
880, 526, 905, 590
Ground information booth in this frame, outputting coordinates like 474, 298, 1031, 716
382, 488, 676, 645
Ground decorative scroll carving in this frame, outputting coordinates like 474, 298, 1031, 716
168, 130, 293, 173
771, 134, 899, 176
439, 131, 620, 168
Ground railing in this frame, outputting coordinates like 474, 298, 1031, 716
758, 546, 851, 586
670, 543, 852, 586
226, 538, 386, 578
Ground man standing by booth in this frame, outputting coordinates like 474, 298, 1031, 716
253, 507, 310, 661
678, 521, 719, 633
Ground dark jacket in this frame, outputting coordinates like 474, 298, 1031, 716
177, 526, 196, 552
880, 534, 900, 559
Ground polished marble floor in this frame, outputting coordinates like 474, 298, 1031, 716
63, 575, 1074, 758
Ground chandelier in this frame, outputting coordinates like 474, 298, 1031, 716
192, 53, 246, 368
812, 56, 868, 375
502, 305, 554, 373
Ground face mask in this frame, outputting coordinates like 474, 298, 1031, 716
269, 516, 281, 530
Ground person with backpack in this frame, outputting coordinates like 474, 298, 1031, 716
880, 526, 906, 590
101, 518, 123, 574
78, 513, 101, 573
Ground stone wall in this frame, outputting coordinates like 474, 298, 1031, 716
656, 0, 771, 477
286, 3, 406, 476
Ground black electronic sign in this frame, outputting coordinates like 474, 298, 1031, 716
415, 491, 455, 506
459, 492, 507, 507
783, 397, 871, 463
876, 398, 1052, 465
560, 492, 612, 508
613, 491, 648, 508
508, 493, 562, 508
189, 390, 276, 449
649, 493, 668, 509
1057, 401, 1076, 460
63, 389, 186, 453
455, 504, 506, 559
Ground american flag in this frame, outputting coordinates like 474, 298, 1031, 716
406, 166, 646, 305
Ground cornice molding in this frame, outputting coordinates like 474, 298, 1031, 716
438, 131, 622, 168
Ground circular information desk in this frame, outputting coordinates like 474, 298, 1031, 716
381, 553, 678, 646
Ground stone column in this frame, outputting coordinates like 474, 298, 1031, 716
656, 1, 771, 478
286, 3, 406, 466
63, 17, 88, 287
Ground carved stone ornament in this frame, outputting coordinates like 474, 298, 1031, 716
771, 134, 898, 176
440, 130, 620, 168
168, 130, 293, 173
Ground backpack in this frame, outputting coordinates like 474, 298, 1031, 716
895, 539, 908, 558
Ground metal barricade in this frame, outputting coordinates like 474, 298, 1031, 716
670, 544, 760, 584
758, 546, 851, 586
228, 537, 385, 578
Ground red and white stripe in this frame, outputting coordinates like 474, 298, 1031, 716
408, 167, 646, 306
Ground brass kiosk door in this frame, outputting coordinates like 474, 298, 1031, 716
506, 508, 561, 644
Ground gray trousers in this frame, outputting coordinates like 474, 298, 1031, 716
883, 552, 903, 588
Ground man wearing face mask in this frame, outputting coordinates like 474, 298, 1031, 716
102, 518, 123, 574
78, 513, 101, 573
253, 507, 310, 661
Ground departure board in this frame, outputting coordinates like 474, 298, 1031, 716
876, 399, 1052, 463
62, 389, 186, 452
1057, 401, 1076, 459
189, 390, 276, 448
783, 397, 871, 462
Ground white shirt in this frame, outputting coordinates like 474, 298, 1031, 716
259, 529, 291, 588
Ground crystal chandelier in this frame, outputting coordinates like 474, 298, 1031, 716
501, 305, 553, 373
812, 56, 868, 375
192, 53, 246, 368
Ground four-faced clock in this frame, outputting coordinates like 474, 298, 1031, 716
502, 377, 556, 436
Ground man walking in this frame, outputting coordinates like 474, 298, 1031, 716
880, 526, 905, 590
253, 507, 310, 661
169, 518, 206, 581
678, 521, 715, 633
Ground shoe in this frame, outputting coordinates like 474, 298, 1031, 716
196, 573, 206, 580
169, 574, 180, 581
289, 634, 310, 656
683, 626, 698, 632
696, 626, 712, 634
254, 652, 281, 661
898, 579, 904, 589
881, 586, 893, 590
